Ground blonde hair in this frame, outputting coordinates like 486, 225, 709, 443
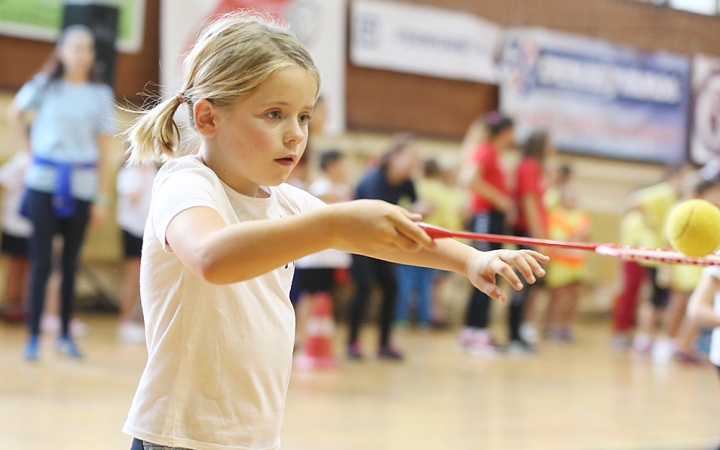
127, 11, 320, 164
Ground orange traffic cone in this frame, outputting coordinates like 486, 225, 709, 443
294, 292, 338, 370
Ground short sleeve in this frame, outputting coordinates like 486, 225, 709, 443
517, 159, 541, 197
116, 166, 144, 197
309, 178, 332, 197
96, 85, 117, 135
150, 164, 221, 253
0, 152, 30, 190
472, 146, 494, 169
703, 265, 720, 281
277, 183, 326, 213
13, 75, 46, 112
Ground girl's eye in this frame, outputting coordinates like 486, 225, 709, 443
267, 111, 281, 119
299, 114, 311, 125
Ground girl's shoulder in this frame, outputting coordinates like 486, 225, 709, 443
157, 155, 210, 178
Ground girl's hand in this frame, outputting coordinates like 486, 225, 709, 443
328, 200, 437, 254
465, 249, 548, 302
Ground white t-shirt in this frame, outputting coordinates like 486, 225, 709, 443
295, 177, 352, 269
0, 152, 32, 237
123, 156, 325, 450
116, 164, 158, 238
703, 266, 720, 367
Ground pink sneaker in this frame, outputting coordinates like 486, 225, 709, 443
632, 335, 652, 354
461, 329, 498, 357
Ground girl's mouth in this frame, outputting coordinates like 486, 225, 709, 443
275, 156, 296, 166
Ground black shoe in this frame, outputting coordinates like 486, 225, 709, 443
378, 345, 404, 360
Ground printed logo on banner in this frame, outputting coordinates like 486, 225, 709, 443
350, 0, 501, 83
354, 12, 381, 49
285, 0, 323, 47
691, 54, 720, 166
500, 29, 690, 163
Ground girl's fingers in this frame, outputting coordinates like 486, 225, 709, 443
495, 262, 523, 290
392, 217, 436, 250
392, 230, 423, 253
527, 250, 550, 263
510, 255, 536, 284
524, 253, 547, 277
476, 277, 508, 302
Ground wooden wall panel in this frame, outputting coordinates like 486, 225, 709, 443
346, 0, 720, 138
346, 66, 498, 138
0, 0, 160, 104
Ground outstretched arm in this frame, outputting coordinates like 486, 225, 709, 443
166, 199, 436, 284
167, 198, 547, 298
369, 239, 547, 302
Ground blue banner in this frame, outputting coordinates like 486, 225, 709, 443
500, 28, 690, 163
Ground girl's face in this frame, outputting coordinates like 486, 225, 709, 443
496, 127, 515, 150
199, 65, 318, 197
388, 144, 419, 184
58, 30, 95, 81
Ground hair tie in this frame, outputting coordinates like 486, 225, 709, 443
176, 91, 186, 104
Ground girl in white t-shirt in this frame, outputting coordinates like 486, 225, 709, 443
122, 12, 548, 450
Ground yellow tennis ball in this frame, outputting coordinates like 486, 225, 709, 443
666, 199, 720, 257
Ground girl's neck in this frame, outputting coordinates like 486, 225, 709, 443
63, 72, 89, 84
199, 149, 267, 198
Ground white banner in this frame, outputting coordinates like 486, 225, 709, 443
350, 0, 501, 83
691, 54, 720, 165
160, 0, 346, 135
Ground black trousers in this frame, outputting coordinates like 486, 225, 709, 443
464, 210, 505, 329
24, 189, 90, 337
347, 254, 397, 348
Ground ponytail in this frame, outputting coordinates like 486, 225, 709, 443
126, 95, 185, 165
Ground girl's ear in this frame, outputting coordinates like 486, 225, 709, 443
194, 99, 220, 138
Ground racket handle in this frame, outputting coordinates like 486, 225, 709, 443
418, 223, 457, 239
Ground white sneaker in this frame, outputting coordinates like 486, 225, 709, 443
40, 315, 87, 337
651, 335, 673, 364
118, 321, 146, 344
41, 315, 61, 334
519, 322, 539, 344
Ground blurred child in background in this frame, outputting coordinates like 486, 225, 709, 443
630, 165, 693, 355
293, 149, 352, 352
687, 256, 720, 450
611, 206, 648, 347
457, 113, 515, 356
654, 179, 720, 363
508, 130, 552, 353
116, 158, 158, 343
347, 134, 431, 360
394, 158, 455, 328
0, 152, 32, 323
544, 173, 591, 341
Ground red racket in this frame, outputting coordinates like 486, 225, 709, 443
418, 223, 720, 266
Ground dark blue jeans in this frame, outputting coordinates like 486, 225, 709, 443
24, 189, 90, 337
131, 438, 191, 449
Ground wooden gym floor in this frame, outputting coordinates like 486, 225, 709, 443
0, 313, 719, 450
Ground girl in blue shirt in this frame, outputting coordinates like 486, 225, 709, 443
7, 25, 116, 360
